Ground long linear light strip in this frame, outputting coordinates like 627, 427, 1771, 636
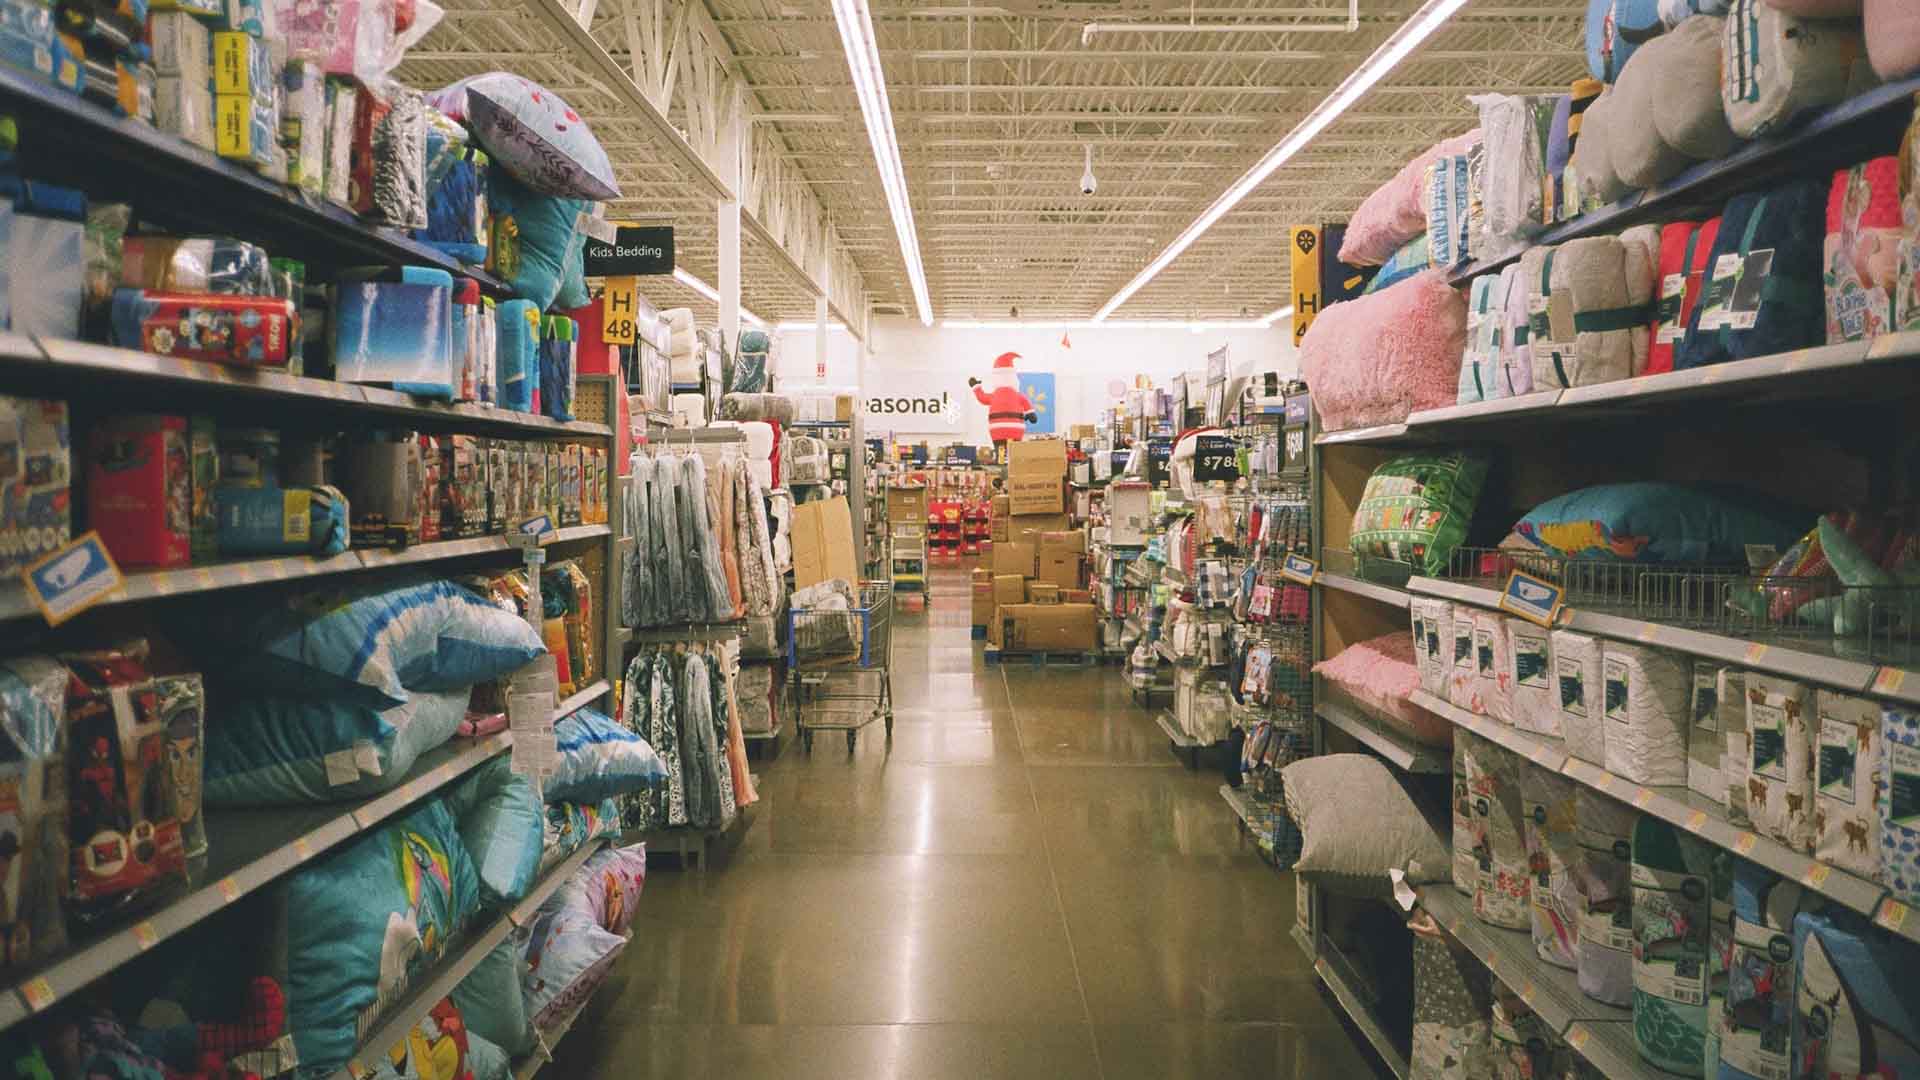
673, 267, 766, 328
939, 319, 1275, 330
1259, 305, 1294, 327
830, 0, 934, 326
1091, 0, 1471, 323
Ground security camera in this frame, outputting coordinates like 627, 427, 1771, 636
1080, 144, 1097, 196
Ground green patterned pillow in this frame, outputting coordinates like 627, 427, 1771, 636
1349, 451, 1489, 577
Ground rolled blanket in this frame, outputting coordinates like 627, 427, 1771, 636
1609, 16, 1738, 189
1587, 0, 1667, 82
1676, 177, 1826, 368
1825, 156, 1902, 343
1457, 274, 1505, 405
1297, 269, 1467, 432
1724, 0, 1864, 139
1529, 227, 1658, 389
1648, 218, 1720, 374
1340, 128, 1483, 267
719, 393, 796, 424
1868, 0, 1920, 79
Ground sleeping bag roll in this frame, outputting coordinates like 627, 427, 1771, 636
1472, 609, 1515, 726
1883, 704, 1920, 908
1812, 690, 1880, 879
1610, 16, 1740, 190
1535, 227, 1661, 389
1449, 604, 1480, 713
1465, 731, 1532, 930
1825, 157, 1903, 344
1573, 785, 1636, 1006
1297, 269, 1467, 433
1675, 178, 1827, 369
1788, 907, 1920, 1078
214, 484, 350, 556
1453, 738, 1477, 895
1601, 641, 1691, 788
1508, 618, 1560, 737
1519, 762, 1581, 969
1723, 0, 1864, 140
1631, 815, 1717, 1076
1554, 629, 1608, 765
1648, 218, 1721, 375
1718, 862, 1818, 1080
1745, 673, 1815, 852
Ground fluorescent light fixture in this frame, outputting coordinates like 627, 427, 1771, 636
1259, 305, 1294, 327
672, 267, 766, 328
939, 319, 1276, 331
775, 321, 853, 333
831, 0, 934, 326
1092, 0, 1469, 322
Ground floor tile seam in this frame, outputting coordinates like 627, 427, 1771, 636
1002, 660, 1107, 1080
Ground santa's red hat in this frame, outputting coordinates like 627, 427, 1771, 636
993, 351, 1020, 369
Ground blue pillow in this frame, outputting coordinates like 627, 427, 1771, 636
205, 687, 468, 807
488, 169, 588, 311
445, 755, 544, 907
1512, 482, 1808, 564
547, 708, 667, 804
1363, 234, 1430, 295
451, 938, 534, 1058
1586, 0, 1664, 82
221, 579, 545, 707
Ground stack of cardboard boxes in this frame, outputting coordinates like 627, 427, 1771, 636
969, 439, 1097, 653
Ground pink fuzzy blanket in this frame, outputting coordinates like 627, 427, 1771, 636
1313, 631, 1455, 747
1869, 0, 1920, 79
1299, 269, 1467, 432
1340, 129, 1482, 267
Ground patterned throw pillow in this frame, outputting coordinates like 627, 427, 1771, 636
430, 73, 620, 202
1349, 451, 1489, 578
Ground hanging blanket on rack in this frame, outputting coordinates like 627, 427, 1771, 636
1298, 270, 1467, 433
1676, 178, 1827, 369
709, 457, 744, 618
1723, 0, 1864, 140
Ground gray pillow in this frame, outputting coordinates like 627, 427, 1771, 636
1284, 753, 1451, 897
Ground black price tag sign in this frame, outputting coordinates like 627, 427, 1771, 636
1145, 437, 1173, 487
1192, 435, 1239, 481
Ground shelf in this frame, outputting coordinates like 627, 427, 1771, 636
1316, 696, 1450, 774
1448, 76, 1920, 285
335, 838, 607, 1080
1416, 888, 1653, 1079
1409, 688, 1897, 932
2, 337, 611, 439
1406, 577, 1882, 695
0, 63, 507, 290
0, 526, 616, 623
1315, 422, 1407, 446
1155, 709, 1202, 749
1310, 935, 1410, 1080
554, 680, 613, 721
1317, 572, 1411, 610
1220, 783, 1256, 829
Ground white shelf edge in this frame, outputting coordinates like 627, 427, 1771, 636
1317, 695, 1450, 774
1317, 572, 1411, 610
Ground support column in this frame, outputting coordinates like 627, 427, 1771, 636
717, 83, 743, 351
814, 246, 829, 382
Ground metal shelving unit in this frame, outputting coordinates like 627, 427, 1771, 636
1314, 693, 1449, 775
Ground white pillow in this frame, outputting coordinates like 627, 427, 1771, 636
1284, 753, 1451, 897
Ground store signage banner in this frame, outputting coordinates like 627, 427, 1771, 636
859, 371, 963, 426
582, 225, 674, 277
1020, 372, 1056, 434
1290, 224, 1322, 346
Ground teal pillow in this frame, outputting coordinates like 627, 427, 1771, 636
451, 936, 534, 1058
205, 688, 468, 807
548, 709, 668, 804
489, 169, 589, 311
1364, 233, 1431, 295
1513, 483, 1807, 564
445, 755, 544, 908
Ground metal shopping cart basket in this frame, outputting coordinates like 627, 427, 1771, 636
786, 579, 894, 753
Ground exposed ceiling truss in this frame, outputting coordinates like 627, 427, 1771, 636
403, 0, 1589, 323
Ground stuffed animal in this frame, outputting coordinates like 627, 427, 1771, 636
967, 352, 1037, 443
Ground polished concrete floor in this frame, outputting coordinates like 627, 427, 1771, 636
555, 563, 1386, 1078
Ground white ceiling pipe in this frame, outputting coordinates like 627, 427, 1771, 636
1083, 0, 1358, 41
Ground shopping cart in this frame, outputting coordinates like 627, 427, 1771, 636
787, 580, 894, 753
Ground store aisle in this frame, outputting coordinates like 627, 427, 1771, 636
554, 564, 1385, 1079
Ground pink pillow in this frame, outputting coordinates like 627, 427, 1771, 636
1339, 129, 1482, 267
1761, 0, 1861, 13
1868, 0, 1920, 80
1297, 270, 1467, 433
1314, 631, 1454, 747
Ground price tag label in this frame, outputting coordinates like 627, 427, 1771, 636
20, 977, 54, 1012
195, 568, 216, 589
293, 836, 313, 861
148, 573, 176, 596
1637, 624, 1661, 643
1280, 553, 1317, 586
1633, 788, 1654, 808
1686, 810, 1708, 832
1520, 981, 1537, 1005
1802, 863, 1832, 889
1568, 1025, 1591, 1050
1874, 667, 1909, 696
1192, 434, 1240, 482
20, 533, 123, 627
601, 276, 638, 346
1734, 833, 1758, 855
217, 877, 240, 903
1498, 569, 1563, 628
1744, 643, 1770, 664
1878, 898, 1911, 934
132, 921, 158, 951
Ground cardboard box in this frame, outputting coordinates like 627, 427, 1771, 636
188, 415, 218, 562
1109, 480, 1152, 547
1062, 588, 1092, 605
416, 434, 442, 542
971, 568, 995, 626
484, 439, 508, 534
997, 602, 1096, 653
1012, 512, 1071, 544
993, 539, 1036, 578
0, 397, 70, 577
1007, 439, 1067, 514
888, 484, 929, 526
990, 494, 1008, 520
1029, 583, 1060, 604
793, 495, 858, 588
440, 435, 488, 538
1036, 530, 1085, 591
89, 415, 191, 567
992, 573, 1027, 606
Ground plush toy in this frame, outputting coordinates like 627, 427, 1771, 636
967, 352, 1037, 443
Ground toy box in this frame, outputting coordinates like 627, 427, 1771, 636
541, 444, 559, 521
483, 438, 507, 534
153, 673, 205, 859
0, 397, 70, 578
87, 415, 189, 568
440, 435, 487, 539
558, 444, 582, 527
341, 433, 421, 548
416, 434, 442, 543
214, 87, 274, 169
60, 642, 189, 923
109, 290, 295, 367
0, 655, 68, 974
188, 415, 217, 562
330, 269, 454, 397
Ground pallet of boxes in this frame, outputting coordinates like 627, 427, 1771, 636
982, 439, 1096, 665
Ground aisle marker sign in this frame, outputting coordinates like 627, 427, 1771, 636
1289, 225, 1322, 345
1498, 570, 1563, 628
1281, 554, 1318, 586
602, 276, 638, 346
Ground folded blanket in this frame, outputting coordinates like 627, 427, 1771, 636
1607, 16, 1738, 190
1648, 219, 1718, 374
669, 353, 703, 385
662, 307, 694, 336
1458, 274, 1505, 405
1340, 129, 1483, 267
719, 393, 795, 424
1530, 228, 1660, 389
1676, 177, 1826, 368
1868, 0, 1920, 79
1825, 157, 1902, 343
1495, 263, 1535, 395
1298, 270, 1467, 432
1475, 93, 1557, 256
1587, 0, 1667, 82
1724, 0, 1865, 139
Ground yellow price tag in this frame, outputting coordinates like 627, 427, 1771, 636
1633, 788, 1654, 808
20, 976, 54, 1012
1803, 864, 1832, 888
293, 836, 313, 861
132, 921, 158, 951
1744, 643, 1770, 664
1879, 898, 1912, 934
602, 276, 638, 346
1567, 1024, 1591, 1050
1735, 833, 1758, 855
217, 877, 240, 903
1875, 667, 1909, 696
1637, 624, 1660, 642
1686, 810, 1708, 831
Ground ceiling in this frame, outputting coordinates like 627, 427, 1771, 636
400, 0, 1589, 325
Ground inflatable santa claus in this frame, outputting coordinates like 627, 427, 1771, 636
968, 351, 1037, 443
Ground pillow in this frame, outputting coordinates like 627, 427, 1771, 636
466, 1029, 510, 1080
521, 885, 626, 1027
1361, 233, 1431, 295
1511, 482, 1808, 564
547, 708, 668, 804
541, 797, 622, 874
444, 755, 544, 907
1724, 0, 1864, 140
1587, 0, 1665, 82
574, 843, 647, 935
205, 687, 468, 807
216, 578, 543, 707
1603, 16, 1738, 189
487, 168, 589, 312
1340, 129, 1482, 267
1312, 632, 1454, 747
451, 936, 534, 1058
1282, 753, 1450, 896
428, 73, 619, 201
1349, 451, 1489, 577
1868, 0, 1920, 79
1298, 270, 1467, 433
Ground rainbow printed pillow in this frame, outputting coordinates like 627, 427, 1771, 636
1512, 482, 1806, 565
429, 73, 620, 202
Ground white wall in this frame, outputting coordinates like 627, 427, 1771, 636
773, 317, 1295, 445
